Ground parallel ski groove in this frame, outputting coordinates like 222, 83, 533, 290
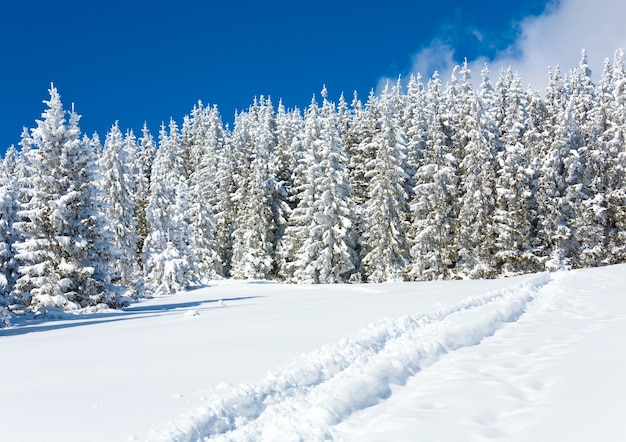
157, 273, 551, 441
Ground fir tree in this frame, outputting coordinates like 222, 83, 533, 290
185, 103, 224, 280
288, 88, 358, 283
536, 68, 580, 270
143, 120, 196, 295
134, 123, 156, 265
360, 83, 411, 282
272, 101, 303, 277
229, 100, 277, 279
407, 72, 459, 280
13, 86, 122, 310
280, 95, 323, 281
100, 122, 142, 296
605, 49, 626, 263
454, 63, 498, 278
0, 156, 20, 301
403, 74, 428, 186
570, 51, 610, 267
492, 68, 539, 275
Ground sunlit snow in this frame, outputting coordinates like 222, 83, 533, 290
1, 265, 625, 441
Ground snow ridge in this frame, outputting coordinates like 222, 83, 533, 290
155, 274, 551, 441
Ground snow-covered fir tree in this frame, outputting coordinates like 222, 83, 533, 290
286, 88, 358, 283
13, 86, 123, 311
269, 100, 302, 277
184, 103, 224, 280
604, 49, 626, 263
407, 72, 459, 280
402, 74, 429, 186
454, 63, 499, 278
279, 95, 325, 280
143, 120, 197, 295
99, 122, 142, 296
360, 82, 411, 282
0, 154, 20, 302
134, 123, 156, 265
212, 134, 238, 276
534, 67, 574, 271
492, 68, 539, 275
569, 51, 613, 268
229, 99, 277, 279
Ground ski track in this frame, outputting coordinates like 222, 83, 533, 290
153, 273, 552, 442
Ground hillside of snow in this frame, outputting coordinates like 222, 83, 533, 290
1, 264, 625, 441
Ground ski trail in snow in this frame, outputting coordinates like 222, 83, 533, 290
154, 273, 551, 442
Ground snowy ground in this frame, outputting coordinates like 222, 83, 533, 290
1, 265, 625, 441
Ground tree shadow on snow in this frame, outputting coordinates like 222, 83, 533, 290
0, 296, 263, 337
121, 296, 263, 313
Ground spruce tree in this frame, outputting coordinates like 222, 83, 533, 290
13, 86, 122, 310
360, 83, 411, 282
288, 88, 358, 283
278, 96, 320, 281
229, 100, 277, 279
605, 49, 626, 263
454, 63, 498, 278
536, 68, 580, 270
134, 124, 156, 266
571, 51, 616, 268
100, 122, 142, 296
185, 103, 224, 280
407, 72, 459, 280
143, 120, 197, 295
0, 156, 20, 301
492, 69, 539, 275
403, 74, 428, 187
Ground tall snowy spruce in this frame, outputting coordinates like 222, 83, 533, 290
407, 72, 459, 281
99, 122, 142, 296
13, 86, 123, 311
229, 98, 277, 280
604, 49, 626, 263
360, 82, 411, 282
453, 64, 499, 278
492, 68, 540, 275
402, 74, 429, 186
285, 88, 358, 283
134, 124, 157, 265
279, 96, 321, 281
570, 51, 614, 268
184, 103, 224, 280
143, 120, 197, 295
0, 152, 20, 306
535, 67, 581, 271
271, 100, 303, 276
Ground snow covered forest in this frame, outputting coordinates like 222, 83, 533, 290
1, 49, 625, 320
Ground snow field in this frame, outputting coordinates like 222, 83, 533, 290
155, 274, 551, 441
336, 266, 626, 441
2, 266, 625, 441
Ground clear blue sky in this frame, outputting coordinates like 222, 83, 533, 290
0, 0, 559, 151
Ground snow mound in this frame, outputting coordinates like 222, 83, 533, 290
73, 303, 120, 314
154, 273, 550, 441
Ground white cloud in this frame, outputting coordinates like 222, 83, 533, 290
377, 40, 456, 92
395, 0, 626, 92
479, 0, 626, 91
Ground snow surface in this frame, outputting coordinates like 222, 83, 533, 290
1, 265, 625, 441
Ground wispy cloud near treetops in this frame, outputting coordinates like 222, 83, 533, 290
388, 0, 626, 90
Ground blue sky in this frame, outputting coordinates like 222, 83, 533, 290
1, 0, 624, 152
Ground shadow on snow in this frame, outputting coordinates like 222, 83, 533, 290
122, 296, 263, 313
0, 296, 263, 337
